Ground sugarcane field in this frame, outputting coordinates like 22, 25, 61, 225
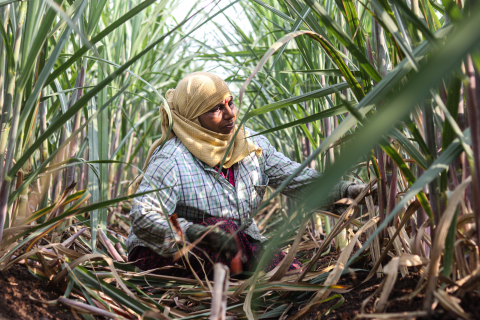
1, 0, 480, 319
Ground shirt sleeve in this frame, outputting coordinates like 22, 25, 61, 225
253, 133, 354, 205
129, 152, 192, 254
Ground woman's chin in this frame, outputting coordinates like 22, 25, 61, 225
221, 126, 235, 135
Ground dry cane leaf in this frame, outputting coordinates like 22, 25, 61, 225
269, 218, 308, 281
365, 200, 422, 284
141, 310, 171, 320
457, 265, 480, 296
365, 195, 382, 278
318, 217, 380, 299
414, 220, 429, 258
434, 289, 470, 319
387, 226, 408, 277
1, 243, 79, 272
291, 174, 377, 288
288, 217, 379, 320
174, 297, 197, 312
353, 311, 428, 319
399, 227, 413, 254
376, 254, 428, 313
424, 177, 472, 311
257, 204, 278, 230
376, 257, 400, 312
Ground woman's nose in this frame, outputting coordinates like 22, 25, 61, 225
223, 104, 235, 120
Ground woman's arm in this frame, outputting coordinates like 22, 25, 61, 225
253, 133, 354, 204
128, 153, 192, 254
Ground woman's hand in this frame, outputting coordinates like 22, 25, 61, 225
186, 224, 238, 259
346, 183, 378, 205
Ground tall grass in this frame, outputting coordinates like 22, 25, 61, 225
0, 0, 480, 319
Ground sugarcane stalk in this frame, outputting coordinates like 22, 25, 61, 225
15, 174, 29, 225
415, 165, 426, 236
50, 128, 65, 206
465, 56, 480, 246
62, 228, 87, 248
0, 7, 15, 185
78, 124, 87, 192
0, 80, 13, 184
37, 93, 50, 221
98, 228, 125, 262
109, 100, 123, 200
371, 12, 388, 232
374, 17, 387, 78
319, 75, 332, 236
423, 100, 440, 226
376, 146, 388, 227
411, 0, 423, 44
301, 102, 317, 232
0, 2, 28, 244
388, 161, 399, 219
65, 67, 85, 188
0, 7, 5, 111
114, 242, 128, 261
323, 120, 333, 237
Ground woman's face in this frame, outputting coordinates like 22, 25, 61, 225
198, 96, 236, 134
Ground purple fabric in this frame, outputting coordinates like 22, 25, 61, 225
128, 217, 302, 279
213, 165, 235, 187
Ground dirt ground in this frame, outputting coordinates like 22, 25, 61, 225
2, 243, 479, 320
287, 234, 480, 320
0, 264, 77, 320
301, 270, 480, 320
305, 271, 424, 319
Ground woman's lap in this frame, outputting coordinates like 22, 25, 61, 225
128, 217, 302, 278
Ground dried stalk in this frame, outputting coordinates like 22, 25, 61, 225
210, 263, 229, 320
424, 177, 472, 311
98, 228, 125, 262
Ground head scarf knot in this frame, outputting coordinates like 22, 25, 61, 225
133, 72, 262, 192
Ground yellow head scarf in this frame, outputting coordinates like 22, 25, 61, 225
133, 72, 262, 192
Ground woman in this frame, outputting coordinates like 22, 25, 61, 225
126, 72, 368, 278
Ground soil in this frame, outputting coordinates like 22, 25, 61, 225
3, 232, 480, 320
288, 233, 480, 320
302, 270, 480, 320
305, 271, 424, 320
0, 264, 77, 320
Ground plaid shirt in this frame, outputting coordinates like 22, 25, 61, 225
126, 128, 353, 255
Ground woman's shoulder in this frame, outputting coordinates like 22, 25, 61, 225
150, 137, 191, 162
144, 138, 194, 177
244, 127, 271, 149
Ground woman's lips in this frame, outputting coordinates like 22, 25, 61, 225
224, 123, 234, 128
